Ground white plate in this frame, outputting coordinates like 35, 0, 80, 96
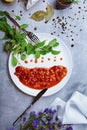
8, 33, 73, 96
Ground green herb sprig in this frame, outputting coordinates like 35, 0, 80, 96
66, 0, 78, 3
0, 11, 60, 67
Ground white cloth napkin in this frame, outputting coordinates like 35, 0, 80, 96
51, 91, 87, 124
26, 0, 40, 10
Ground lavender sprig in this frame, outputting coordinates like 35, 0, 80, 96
9, 108, 73, 130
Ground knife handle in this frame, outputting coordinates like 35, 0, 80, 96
32, 88, 47, 105
13, 88, 47, 126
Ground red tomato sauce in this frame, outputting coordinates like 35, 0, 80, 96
14, 65, 68, 90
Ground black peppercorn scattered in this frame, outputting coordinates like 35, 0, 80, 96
71, 44, 74, 47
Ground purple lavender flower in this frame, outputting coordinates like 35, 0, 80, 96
66, 126, 73, 130
49, 109, 53, 113
55, 116, 58, 121
48, 120, 51, 124
38, 112, 43, 116
52, 109, 57, 113
30, 111, 36, 116
58, 121, 62, 127
15, 108, 73, 130
23, 117, 26, 122
9, 127, 14, 130
44, 108, 49, 113
49, 125, 55, 130
33, 119, 39, 128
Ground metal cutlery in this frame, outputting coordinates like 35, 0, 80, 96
13, 88, 47, 126
4, 11, 47, 126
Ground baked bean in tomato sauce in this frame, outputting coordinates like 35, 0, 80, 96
14, 65, 67, 90
24, 60, 28, 64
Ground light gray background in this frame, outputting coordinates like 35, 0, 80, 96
0, 0, 87, 129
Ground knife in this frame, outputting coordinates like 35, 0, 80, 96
13, 88, 47, 126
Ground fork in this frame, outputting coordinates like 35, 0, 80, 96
5, 11, 40, 44
25, 30, 40, 43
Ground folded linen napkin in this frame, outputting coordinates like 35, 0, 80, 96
51, 91, 87, 124
26, 0, 40, 10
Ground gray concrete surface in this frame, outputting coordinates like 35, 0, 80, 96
0, 0, 87, 129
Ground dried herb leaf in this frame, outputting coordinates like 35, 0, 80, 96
31, 11, 47, 21
45, 4, 54, 21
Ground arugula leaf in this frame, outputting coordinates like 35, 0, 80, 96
12, 46, 20, 54
35, 51, 40, 59
10, 39, 16, 44
21, 54, 26, 61
26, 43, 35, 55
4, 41, 11, 52
48, 39, 58, 47
21, 40, 27, 47
0, 18, 7, 32
12, 55, 18, 66
0, 11, 5, 16
14, 31, 27, 44
51, 50, 60, 55
6, 26, 14, 38
0, 11, 61, 67
20, 33, 26, 39
20, 24, 28, 29
46, 47, 52, 53
53, 42, 59, 47
42, 45, 49, 50
40, 51, 47, 55
2, 34, 9, 40
16, 15, 21, 21
35, 40, 46, 48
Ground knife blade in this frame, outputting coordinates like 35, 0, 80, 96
13, 88, 47, 126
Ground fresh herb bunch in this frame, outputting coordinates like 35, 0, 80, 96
0, 11, 60, 67
66, 0, 78, 3
10, 108, 73, 130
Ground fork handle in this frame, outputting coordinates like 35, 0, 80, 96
5, 11, 20, 28
5, 11, 30, 36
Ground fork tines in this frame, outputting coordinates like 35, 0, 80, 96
27, 32, 40, 44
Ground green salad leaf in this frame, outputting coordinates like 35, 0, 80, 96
21, 54, 26, 61
51, 50, 60, 55
35, 51, 40, 59
16, 15, 21, 21
0, 11, 5, 16
20, 24, 28, 29
0, 10, 61, 67
12, 55, 18, 67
